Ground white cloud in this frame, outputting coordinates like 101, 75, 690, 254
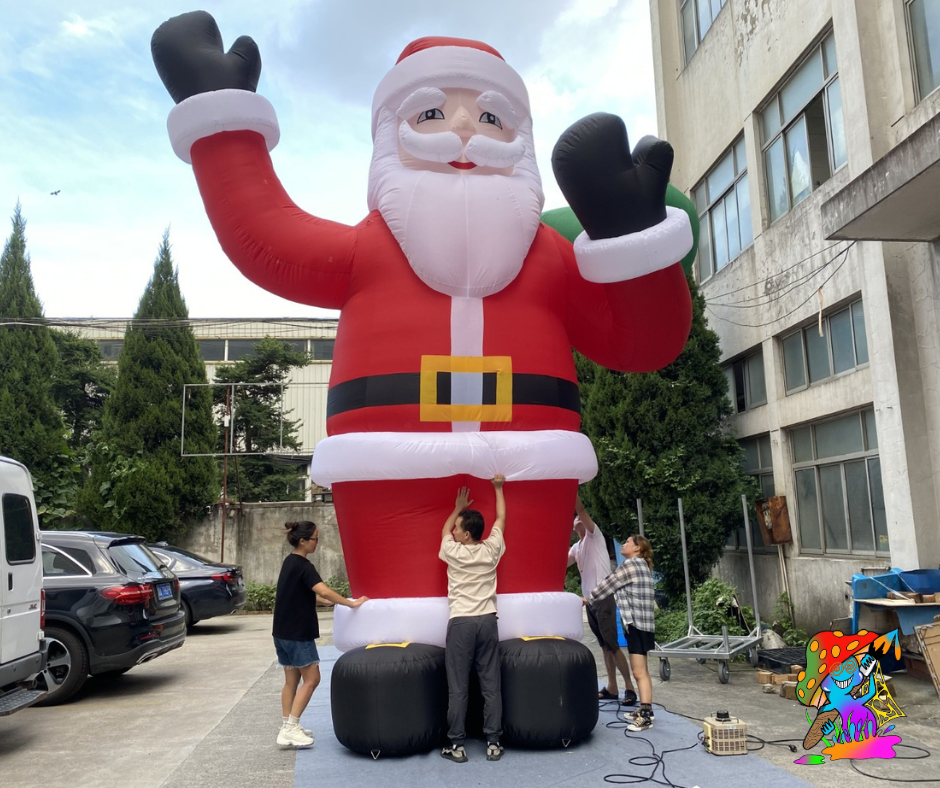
2, 0, 663, 318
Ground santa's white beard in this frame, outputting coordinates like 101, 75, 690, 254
368, 109, 545, 299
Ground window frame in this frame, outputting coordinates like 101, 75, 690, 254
679, 0, 728, 64
693, 136, 753, 281
760, 31, 846, 223
724, 346, 767, 413
790, 409, 887, 556
782, 300, 868, 394
906, 0, 940, 102
728, 434, 774, 553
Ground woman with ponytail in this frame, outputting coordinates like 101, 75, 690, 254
586, 534, 656, 732
273, 520, 368, 749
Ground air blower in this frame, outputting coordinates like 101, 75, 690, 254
702, 710, 748, 756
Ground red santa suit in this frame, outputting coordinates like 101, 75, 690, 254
165, 37, 693, 650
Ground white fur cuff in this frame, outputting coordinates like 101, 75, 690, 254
333, 592, 584, 651
167, 89, 280, 164
574, 206, 693, 283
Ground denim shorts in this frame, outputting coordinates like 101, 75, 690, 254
273, 638, 320, 668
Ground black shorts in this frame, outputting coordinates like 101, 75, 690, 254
625, 624, 655, 656
587, 595, 620, 652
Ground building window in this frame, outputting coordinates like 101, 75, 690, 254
311, 339, 335, 361
680, 0, 728, 63
198, 340, 226, 361
724, 346, 766, 413
791, 409, 887, 555
694, 137, 753, 281
728, 434, 774, 551
761, 32, 846, 222
782, 300, 868, 393
908, 0, 940, 100
225, 338, 308, 362
98, 340, 123, 361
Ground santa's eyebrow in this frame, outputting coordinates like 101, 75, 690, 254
398, 88, 447, 119
477, 91, 517, 128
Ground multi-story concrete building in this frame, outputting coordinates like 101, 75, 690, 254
650, 0, 940, 631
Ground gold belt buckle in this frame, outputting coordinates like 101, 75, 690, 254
419, 355, 512, 422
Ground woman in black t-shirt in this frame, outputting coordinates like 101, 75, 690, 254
273, 521, 368, 749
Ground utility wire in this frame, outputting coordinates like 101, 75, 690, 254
703, 240, 853, 302
706, 243, 854, 329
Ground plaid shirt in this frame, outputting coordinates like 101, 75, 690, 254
588, 557, 655, 633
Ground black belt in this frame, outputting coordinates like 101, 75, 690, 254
327, 372, 580, 420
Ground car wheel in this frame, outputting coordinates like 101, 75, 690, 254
34, 626, 89, 706
183, 600, 197, 632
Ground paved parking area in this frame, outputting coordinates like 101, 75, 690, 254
1, 611, 936, 788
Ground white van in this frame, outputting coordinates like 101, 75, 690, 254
0, 456, 47, 715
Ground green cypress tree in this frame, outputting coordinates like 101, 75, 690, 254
79, 232, 218, 540
211, 337, 310, 502
577, 274, 758, 602
0, 205, 70, 522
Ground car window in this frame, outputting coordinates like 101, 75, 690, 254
42, 545, 90, 577
108, 543, 163, 577
60, 545, 97, 574
3, 493, 36, 564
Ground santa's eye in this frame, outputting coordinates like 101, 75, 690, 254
416, 108, 445, 123
479, 112, 503, 129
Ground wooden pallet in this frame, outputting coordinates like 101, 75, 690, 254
913, 619, 940, 700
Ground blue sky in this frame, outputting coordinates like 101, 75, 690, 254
0, 0, 658, 318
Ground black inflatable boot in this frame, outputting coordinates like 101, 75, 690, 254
499, 637, 598, 748
331, 643, 447, 757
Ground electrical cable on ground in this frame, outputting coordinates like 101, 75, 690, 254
596, 697, 936, 785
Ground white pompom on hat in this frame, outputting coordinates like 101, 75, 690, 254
371, 36, 530, 138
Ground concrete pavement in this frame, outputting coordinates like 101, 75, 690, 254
0, 609, 936, 788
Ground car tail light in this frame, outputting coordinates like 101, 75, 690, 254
211, 572, 238, 583
101, 584, 154, 605
40, 588, 46, 629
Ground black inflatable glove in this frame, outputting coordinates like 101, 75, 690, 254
152, 10, 261, 104
552, 113, 674, 240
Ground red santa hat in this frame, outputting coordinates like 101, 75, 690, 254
371, 36, 531, 137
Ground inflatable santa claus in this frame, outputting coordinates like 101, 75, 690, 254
153, 11, 694, 751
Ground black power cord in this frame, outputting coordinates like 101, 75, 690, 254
597, 697, 937, 784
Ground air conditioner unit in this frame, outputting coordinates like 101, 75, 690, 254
702, 711, 748, 756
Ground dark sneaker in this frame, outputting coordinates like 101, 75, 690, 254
625, 707, 655, 723
441, 744, 468, 763
486, 742, 504, 761
621, 690, 638, 707
626, 710, 653, 732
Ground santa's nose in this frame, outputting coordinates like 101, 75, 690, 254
450, 106, 476, 135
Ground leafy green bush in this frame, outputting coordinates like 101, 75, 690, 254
326, 574, 351, 600
245, 581, 276, 612
772, 592, 809, 647
564, 564, 582, 597
654, 577, 756, 646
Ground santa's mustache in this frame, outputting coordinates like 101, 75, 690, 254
398, 121, 526, 168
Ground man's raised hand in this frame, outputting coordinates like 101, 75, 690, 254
491, 474, 506, 490
152, 10, 261, 104
455, 486, 473, 511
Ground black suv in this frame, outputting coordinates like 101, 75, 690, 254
37, 531, 186, 705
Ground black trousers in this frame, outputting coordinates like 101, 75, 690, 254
444, 614, 502, 745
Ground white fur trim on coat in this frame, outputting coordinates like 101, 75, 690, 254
333, 592, 583, 651
574, 206, 693, 283
309, 430, 597, 486
167, 89, 280, 164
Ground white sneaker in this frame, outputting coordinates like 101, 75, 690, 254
277, 722, 314, 748
282, 720, 313, 737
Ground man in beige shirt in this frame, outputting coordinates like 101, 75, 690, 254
438, 474, 507, 764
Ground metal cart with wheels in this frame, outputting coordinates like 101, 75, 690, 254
649, 495, 763, 684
